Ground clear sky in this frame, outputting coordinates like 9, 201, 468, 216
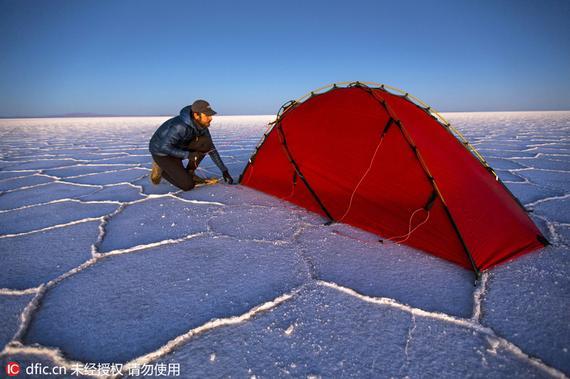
1, 0, 569, 117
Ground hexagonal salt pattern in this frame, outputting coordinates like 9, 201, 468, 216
297, 224, 476, 318
0, 201, 119, 235
0, 182, 101, 210
0, 175, 54, 192
481, 247, 570, 374
152, 284, 412, 378
97, 197, 222, 253
0, 295, 35, 350
0, 221, 100, 290
24, 236, 309, 363
0, 113, 567, 378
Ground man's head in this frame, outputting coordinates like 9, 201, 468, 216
191, 99, 216, 128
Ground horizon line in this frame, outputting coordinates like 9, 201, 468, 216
2, 109, 570, 119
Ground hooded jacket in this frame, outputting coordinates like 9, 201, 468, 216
149, 106, 227, 172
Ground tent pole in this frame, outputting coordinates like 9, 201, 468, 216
360, 85, 481, 278
441, 204, 481, 278
276, 123, 335, 224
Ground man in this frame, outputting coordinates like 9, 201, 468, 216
148, 100, 233, 191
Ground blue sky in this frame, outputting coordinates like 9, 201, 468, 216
1, 0, 569, 117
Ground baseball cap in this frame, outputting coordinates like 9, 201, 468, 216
191, 100, 217, 116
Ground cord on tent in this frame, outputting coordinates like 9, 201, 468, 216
338, 135, 385, 222
281, 172, 298, 200
384, 207, 431, 244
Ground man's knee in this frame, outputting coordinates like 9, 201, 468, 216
178, 180, 195, 191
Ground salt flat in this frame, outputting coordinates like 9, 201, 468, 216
0, 112, 568, 378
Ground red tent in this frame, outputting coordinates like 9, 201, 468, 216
239, 82, 547, 275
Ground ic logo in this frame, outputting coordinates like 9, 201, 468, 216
6, 362, 20, 376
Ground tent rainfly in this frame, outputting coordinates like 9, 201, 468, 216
239, 82, 548, 277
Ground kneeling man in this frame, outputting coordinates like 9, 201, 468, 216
149, 100, 233, 190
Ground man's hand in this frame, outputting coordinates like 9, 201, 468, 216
222, 170, 234, 184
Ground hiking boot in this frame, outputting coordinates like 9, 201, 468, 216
150, 161, 162, 185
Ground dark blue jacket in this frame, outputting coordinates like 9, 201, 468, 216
149, 106, 227, 172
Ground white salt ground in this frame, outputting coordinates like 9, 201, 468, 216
0, 112, 568, 378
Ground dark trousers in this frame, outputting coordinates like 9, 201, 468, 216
152, 134, 214, 191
